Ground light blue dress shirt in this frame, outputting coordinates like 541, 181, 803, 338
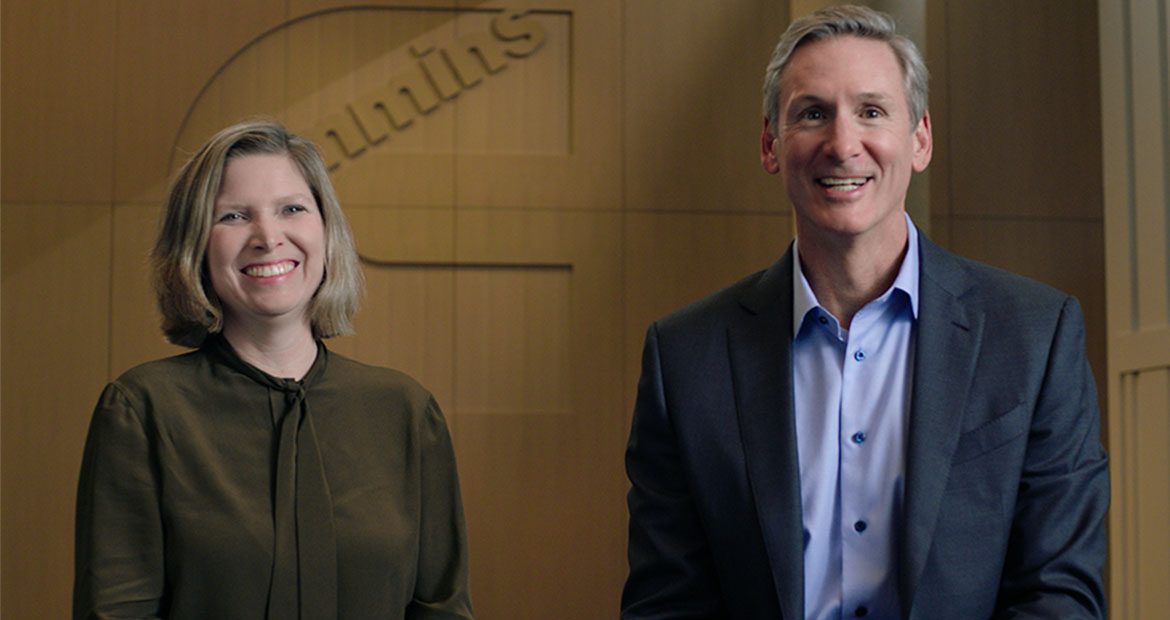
792, 215, 919, 620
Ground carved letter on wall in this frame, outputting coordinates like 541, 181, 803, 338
309, 9, 549, 171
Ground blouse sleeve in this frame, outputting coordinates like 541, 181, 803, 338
74, 383, 166, 620
406, 396, 474, 620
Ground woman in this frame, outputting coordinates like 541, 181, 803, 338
74, 120, 474, 620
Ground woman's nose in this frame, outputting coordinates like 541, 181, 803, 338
248, 215, 281, 250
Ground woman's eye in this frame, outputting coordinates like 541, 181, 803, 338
284, 204, 307, 215
217, 212, 243, 222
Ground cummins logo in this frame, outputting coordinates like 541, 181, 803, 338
308, 9, 547, 170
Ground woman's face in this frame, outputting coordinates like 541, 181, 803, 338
205, 153, 326, 332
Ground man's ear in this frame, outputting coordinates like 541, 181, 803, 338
761, 117, 781, 175
912, 111, 933, 172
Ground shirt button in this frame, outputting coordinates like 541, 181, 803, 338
852, 431, 866, 444
818, 315, 828, 325
853, 349, 866, 361
854, 520, 867, 533
855, 606, 868, 617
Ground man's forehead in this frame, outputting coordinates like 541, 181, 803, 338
778, 36, 906, 100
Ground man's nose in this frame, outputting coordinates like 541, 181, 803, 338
823, 116, 862, 161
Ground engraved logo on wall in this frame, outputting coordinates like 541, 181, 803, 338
309, 9, 547, 170
166, 6, 578, 418
173, 7, 565, 177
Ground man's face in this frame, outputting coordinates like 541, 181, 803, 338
762, 35, 931, 247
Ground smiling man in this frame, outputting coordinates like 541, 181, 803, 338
621, 5, 1108, 620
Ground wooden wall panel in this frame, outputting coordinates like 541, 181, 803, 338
942, 0, 1101, 220
334, 264, 458, 410
113, 0, 288, 203
281, 7, 459, 207
331, 206, 458, 411
177, 25, 289, 168
347, 205, 457, 261
1, 204, 113, 619
454, 268, 571, 415
458, 411, 624, 617
291, 0, 458, 16
623, 1, 785, 215
1100, 0, 1170, 616
1113, 369, 1170, 617
109, 204, 186, 377
0, 0, 117, 204
453, 209, 625, 619
451, 12, 571, 156
454, 2, 622, 209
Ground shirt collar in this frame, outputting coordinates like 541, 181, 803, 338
792, 212, 920, 337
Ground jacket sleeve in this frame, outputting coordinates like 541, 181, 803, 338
994, 297, 1109, 619
622, 323, 727, 619
73, 383, 166, 620
407, 396, 475, 620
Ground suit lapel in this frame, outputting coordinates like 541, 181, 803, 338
900, 237, 985, 613
727, 248, 804, 620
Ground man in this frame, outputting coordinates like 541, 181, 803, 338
622, 5, 1108, 620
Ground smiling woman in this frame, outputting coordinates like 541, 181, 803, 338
205, 153, 327, 360
73, 119, 474, 620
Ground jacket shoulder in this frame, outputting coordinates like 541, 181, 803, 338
920, 236, 1072, 315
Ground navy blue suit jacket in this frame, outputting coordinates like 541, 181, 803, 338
622, 233, 1109, 619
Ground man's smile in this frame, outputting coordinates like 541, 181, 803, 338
815, 177, 871, 191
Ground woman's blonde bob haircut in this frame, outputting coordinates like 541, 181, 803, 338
153, 119, 363, 347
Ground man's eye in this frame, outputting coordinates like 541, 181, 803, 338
801, 109, 824, 121
862, 107, 884, 118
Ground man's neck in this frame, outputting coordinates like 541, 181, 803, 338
797, 220, 909, 330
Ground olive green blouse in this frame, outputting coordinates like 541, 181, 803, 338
74, 335, 473, 620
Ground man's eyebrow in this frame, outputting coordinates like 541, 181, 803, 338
855, 92, 895, 103
787, 94, 830, 109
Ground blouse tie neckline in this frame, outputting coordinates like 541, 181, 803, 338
207, 335, 338, 620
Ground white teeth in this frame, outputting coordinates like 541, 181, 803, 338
818, 177, 869, 190
243, 262, 295, 277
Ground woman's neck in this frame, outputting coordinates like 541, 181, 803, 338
220, 319, 318, 380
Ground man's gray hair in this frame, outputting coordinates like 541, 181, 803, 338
762, 4, 928, 137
